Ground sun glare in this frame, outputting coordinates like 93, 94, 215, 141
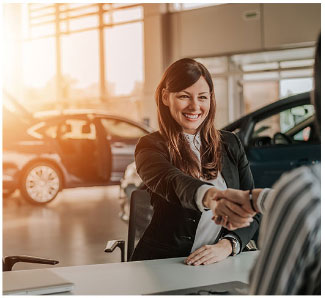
4, 3, 144, 110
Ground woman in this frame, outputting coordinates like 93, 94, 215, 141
131, 58, 261, 265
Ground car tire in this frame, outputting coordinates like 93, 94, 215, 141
20, 162, 62, 205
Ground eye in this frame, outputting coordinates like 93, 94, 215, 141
177, 94, 190, 99
198, 96, 208, 101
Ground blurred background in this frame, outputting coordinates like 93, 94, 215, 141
2, 3, 320, 269
3, 3, 320, 127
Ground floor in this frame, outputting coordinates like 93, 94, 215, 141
3, 186, 128, 270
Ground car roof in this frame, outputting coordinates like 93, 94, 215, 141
33, 109, 153, 133
223, 92, 311, 131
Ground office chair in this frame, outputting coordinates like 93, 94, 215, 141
3, 255, 59, 271
105, 189, 153, 262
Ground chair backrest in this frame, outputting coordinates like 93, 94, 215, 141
127, 189, 153, 261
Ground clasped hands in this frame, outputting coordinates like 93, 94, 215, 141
202, 188, 260, 231
184, 188, 261, 266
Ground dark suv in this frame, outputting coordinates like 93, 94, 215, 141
3, 106, 152, 204
224, 92, 321, 188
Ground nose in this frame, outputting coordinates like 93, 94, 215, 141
189, 97, 200, 110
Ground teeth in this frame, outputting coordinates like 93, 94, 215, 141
184, 114, 200, 119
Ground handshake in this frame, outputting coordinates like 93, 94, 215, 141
202, 188, 263, 231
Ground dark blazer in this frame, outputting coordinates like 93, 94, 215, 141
131, 130, 261, 261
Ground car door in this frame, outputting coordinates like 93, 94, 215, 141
56, 117, 109, 186
99, 118, 148, 184
244, 103, 320, 188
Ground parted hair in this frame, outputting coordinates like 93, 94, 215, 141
155, 58, 222, 180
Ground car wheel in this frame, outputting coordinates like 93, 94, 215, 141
20, 162, 62, 204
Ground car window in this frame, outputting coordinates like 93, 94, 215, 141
292, 126, 311, 141
30, 122, 59, 139
60, 119, 96, 140
35, 123, 58, 139
100, 118, 147, 139
251, 104, 314, 147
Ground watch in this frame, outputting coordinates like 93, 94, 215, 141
220, 235, 240, 256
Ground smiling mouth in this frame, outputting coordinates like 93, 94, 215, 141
183, 113, 201, 120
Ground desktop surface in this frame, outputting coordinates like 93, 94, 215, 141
3, 251, 258, 295
3, 269, 74, 295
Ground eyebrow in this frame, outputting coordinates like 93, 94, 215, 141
179, 91, 209, 95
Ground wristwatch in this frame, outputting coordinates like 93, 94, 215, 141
220, 235, 241, 256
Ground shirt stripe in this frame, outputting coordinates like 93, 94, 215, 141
249, 164, 320, 295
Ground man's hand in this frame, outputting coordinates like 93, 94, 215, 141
184, 239, 232, 266
221, 188, 262, 213
202, 188, 254, 230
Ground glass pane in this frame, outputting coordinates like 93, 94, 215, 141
196, 57, 228, 74
280, 78, 313, 98
112, 6, 143, 23
61, 119, 96, 140
173, 3, 223, 11
36, 123, 58, 139
280, 69, 313, 79
22, 38, 56, 89
44, 125, 58, 138
281, 105, 314, 132
104, 22, 144, 96
293, 126, 311, 141
30, 23, 55, 37
252, 104, 314, 146
29, 5, 55, 17
61, 30, 99, 99
101, 119, 146, 139
243, 72, 279, 81
65, 5, 98, 17
30, 13, 55, 25
242, 62, 278, 72
243, 81, 279, 114
280, 59, 314, 68
69, 15, 98, 31
67, 4, 91, 9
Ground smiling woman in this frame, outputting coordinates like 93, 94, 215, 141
131, 58, 261, 265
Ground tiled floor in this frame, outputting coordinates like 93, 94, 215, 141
3, 186, 128, 270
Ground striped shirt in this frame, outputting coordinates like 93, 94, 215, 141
250, 164, 321, 295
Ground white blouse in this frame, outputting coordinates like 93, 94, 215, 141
183, 133, 227, 253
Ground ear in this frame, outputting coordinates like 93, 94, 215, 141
161, 88, 170, 107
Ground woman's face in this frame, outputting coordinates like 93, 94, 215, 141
163, 76, 211, 134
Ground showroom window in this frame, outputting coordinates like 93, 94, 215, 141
20, 3, 144, 111
169, 3, 224, 12
197, 47, 315, 128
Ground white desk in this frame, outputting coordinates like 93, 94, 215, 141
4, 251, 259, 295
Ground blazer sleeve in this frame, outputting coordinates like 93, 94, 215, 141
220, 132, 262, 251
135, 133, 213, 211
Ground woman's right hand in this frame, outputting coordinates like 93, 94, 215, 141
202, 188, 255, 230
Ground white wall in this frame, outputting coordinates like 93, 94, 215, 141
169, 3, 320, 61
141, 3, 320, 129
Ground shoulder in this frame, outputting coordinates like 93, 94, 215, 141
267, 164, 320, 222
218, 130, 244, 160
219, 130, 242, 147
135, 131, 167, 153
259, 164, 321, 250
273, 164, 320, 196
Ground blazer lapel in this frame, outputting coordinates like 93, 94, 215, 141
220, 143, 238, 189
221, 155, 235, 188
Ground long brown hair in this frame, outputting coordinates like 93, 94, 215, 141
156, 58, 222, 180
